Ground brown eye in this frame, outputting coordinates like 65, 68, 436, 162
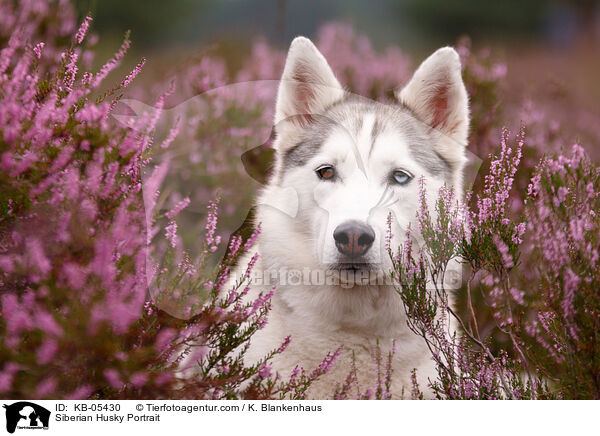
316, 165, 335, 180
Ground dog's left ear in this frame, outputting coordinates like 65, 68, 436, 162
396, 47, 469, 148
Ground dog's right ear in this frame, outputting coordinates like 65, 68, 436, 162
396, 47, 469, 147
274, 37, 344, 147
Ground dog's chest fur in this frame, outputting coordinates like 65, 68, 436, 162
238, 251, 437, 399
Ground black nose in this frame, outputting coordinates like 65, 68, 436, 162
333, 220, 375, 258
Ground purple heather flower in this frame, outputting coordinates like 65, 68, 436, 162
74, 15, 92, 44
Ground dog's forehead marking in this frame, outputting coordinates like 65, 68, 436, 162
316, 112, 376, 178
280, 95, 453, 182
354, 112, 376, 174
366, 104, 453, 180
369, 116, 383, 159
282, 116, 336, 171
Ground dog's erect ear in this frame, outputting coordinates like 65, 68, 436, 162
274, 37, 344, 138
396, 47, 469, 147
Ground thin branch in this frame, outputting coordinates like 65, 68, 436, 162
466, 271, 481, 340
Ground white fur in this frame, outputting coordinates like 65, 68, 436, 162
210, 38, 469, 399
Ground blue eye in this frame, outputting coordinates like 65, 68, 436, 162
392, 170, 413, 185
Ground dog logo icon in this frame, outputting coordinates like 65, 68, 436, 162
2, 402, 50, 434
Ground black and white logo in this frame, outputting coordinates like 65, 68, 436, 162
3, 402, 50, 434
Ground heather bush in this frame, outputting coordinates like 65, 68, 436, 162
0, 0, 332, 400
1, 0, 598, 400
392, 131, 600, 399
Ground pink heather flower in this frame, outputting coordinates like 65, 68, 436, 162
494, 236, 514, 269
26, 238, 51, 276
248, 287, 275, 317
165, 197, 190, 220
0, 30, 20, 76
205, 198, 220, 249
509, 287, 526, 306
154, 373, 172, 387
82, 49, 94, 68
385, 212, 394, 251
536, 312, 565, 361
214, 266, 230, 291
1, 294, 33, 335
561, 268, 580, 320
33, 42, 45, 59
569, 218, 586, 242
0, 363, 20, 393
130, 372, 149, 388
0, 152, 15, 172
289, 366, 301, 381
0, 255, 14, 274
528, 172, 541, 198
119, 58, 145, 89
311, 348, 343, 378
227, 235, 243, 259
160, 117, 181, 149
277, 336, 292, 354
512, 222, 527, 245
143, 158, 170, 226
74, 15, 92, 44
49, 145, 75, 172
74, 102, 110, 123
103, 369, 123, 389
315, 22, 411, 98
416, 177, 429, 232
586, 182, 594, 195
115, 352, 128, 362
569, 144, 585, 168
178, 253, 197, 276
67, 385, 93, 400
258, 364, 272, 378
477, 128, 524, 225
242, 225, 261, 251
93, 36, 131, 87
90, 237, 117, 287
155, 328, 178, 354
165, 220, 178, 248
36, 377, 57, 397
244, 253, 260, 279
235, 39, 284, 83
36, 339, 58, 365
256, 314, 268, 329
0, 371, 14, 393
491, 62, 507, 79
362, 388, 374, 400
81, 71, 93, 86
36, 310, 63, 337
226, 288, 238, 306
179, 347, 208, 372
410, 369, 422, 400
62, 49, 79, 91
555, 186, 569, 207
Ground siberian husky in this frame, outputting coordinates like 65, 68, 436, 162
219, 37, 469, 398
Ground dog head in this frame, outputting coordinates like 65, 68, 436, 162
257, 37, 469, 287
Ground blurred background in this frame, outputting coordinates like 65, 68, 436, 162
74, 0, 600, 118
73, 0, 600, 49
